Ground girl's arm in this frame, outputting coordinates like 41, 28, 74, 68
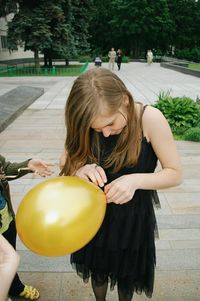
134, 105, 182, 189
104, 106, 182, 204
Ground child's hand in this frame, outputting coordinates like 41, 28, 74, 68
28, 159, 54, 177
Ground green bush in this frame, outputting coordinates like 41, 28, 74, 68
79, 56, 93, 63
183, 127, 200, 142
175, 47, 200, 62
190, 48, 200, 62
78, 55, 130, 64
153, 48, 163, 56
122, 56, 129, 63
101, 56, 109, 62
154, 92, 200, 135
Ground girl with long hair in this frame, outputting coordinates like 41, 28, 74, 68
60, 68, 182, 301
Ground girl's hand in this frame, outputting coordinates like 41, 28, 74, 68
28, 159, 54, 177
75, 164, 107, 188
104, 174, 137, 204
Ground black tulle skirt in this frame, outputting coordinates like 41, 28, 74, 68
70, 189, 159, 298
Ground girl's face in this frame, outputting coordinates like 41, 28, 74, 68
91, 108, 127, 137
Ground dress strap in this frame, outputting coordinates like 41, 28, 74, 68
140, 104, 148, 139
141, 104, 148, 117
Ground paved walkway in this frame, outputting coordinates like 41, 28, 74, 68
0, 62, 200, 301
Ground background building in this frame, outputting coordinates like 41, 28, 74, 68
0, 14, 35, 62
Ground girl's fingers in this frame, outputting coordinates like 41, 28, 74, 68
106, 190, 121, 203
75, 164, 107, 188
86, 170, 104, 187
95, 166, 107, 185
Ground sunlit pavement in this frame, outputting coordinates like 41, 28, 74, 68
0, 62, 200, 301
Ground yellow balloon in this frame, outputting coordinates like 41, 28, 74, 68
16, 176, 106, 256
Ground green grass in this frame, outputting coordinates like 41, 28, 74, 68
188, 64, 200, 71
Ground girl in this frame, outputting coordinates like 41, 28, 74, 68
60, 68, 182, 301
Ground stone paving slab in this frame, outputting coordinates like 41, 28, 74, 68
0, 85, 44, 133
11, 270, 200, 301
117, 63, 200, 103
156, 214, 200, 229
16, 247, 200, 273
0, 77, 59, 93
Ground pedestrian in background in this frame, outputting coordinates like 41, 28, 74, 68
116, 49, 122, 70
108, 47, 116, 70
147, 49, 153, 65
94, 56, 102, 68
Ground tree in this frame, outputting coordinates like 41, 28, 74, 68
109, 0, 173, 56
3, 0, 92, 67
0, 0, 17, 17
70, 0, 92, 56
6, 1, 73, 68
42, 0, 93, 67
88, 0, 173, 57
167, 0, 200, 50
88, 0, 115, 56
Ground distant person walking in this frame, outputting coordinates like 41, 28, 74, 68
116, 49, 122, 70
108, 48, 116, 71
94, 56, 102, 68
147, 49, 153, 65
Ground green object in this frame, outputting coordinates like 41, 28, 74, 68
154, 92, 200, 135
183, 127, 200, 142
188, 64, 200, 71
0, 63, 88, 77
52, 67, 56, 75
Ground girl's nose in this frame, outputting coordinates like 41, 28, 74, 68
102, 128, 111, 137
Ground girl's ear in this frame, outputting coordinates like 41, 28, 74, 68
122, 95, 129, 106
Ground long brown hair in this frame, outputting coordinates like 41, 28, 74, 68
61, 68, 142, 175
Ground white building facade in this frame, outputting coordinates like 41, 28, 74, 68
0, 14, 34, 61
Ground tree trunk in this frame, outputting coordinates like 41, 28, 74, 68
44, 49, 48, 67
34, 49, 40, 68
48, 47, 53, 68
49, 57, 53, 68
132, 37, 142, 58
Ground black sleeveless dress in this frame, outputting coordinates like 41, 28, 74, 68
70, 115, 160, 298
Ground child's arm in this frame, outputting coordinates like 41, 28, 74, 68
0, 154, 31, 179
0, 155, 53, 179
